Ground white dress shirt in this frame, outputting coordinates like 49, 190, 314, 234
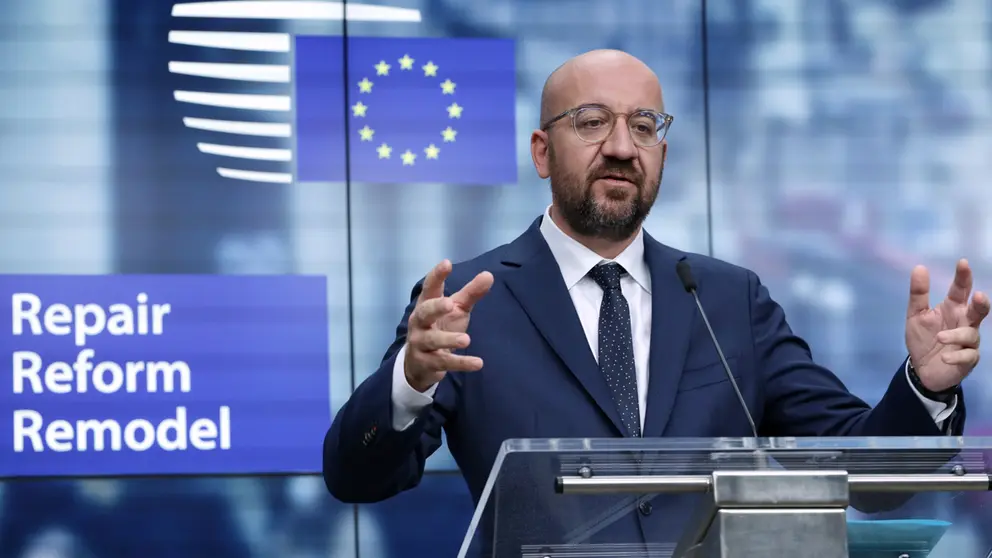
389, 206, 956, 431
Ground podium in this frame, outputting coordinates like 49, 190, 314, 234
457, 437, 992, 558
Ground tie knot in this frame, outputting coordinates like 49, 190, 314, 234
589, 262, 625, 292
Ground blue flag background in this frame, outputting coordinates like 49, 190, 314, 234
295, 36, 518, 185
295, 36, 347, 183
0, 275, 330, 478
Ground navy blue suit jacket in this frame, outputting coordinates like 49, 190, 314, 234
323, 216, 965, 551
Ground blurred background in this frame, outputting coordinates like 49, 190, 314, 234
2, 0, 992, 556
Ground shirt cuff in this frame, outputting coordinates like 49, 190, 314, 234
904, 359, 957, 428
390, 344, 437, 431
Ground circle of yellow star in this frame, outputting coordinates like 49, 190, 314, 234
441, 126, 457, 142
440, 79, 456, 95
374, 60, 390, 76
351, 101, 368, 117
357, 77, 373, 93
424, 144, 440, 159
398, 54, 415, 70
376, 143, 392, 159
446, 102, 463, 119
422, 61, 439, 77
401, 149, 416, 165
358, 125, 374, 141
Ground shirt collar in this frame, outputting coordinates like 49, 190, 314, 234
538, 205, 651, 293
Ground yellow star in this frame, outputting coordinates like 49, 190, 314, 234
357, 77, 373, 93
358, 125, 374, 141
401, 149, 416, 165
424, 144, 440, 159
376, 143, 392, 159
446, 102, 463, 119
351, 101, 368, 117
374, 60, 390, 76
440, 79, 456, 95
441, 126, 457, 142
422, 61, 438, 77
398, 54, 415, 70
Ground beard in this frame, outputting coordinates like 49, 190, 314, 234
549, 152, 661, 242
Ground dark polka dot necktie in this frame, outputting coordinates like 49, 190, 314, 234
588, 262, 641, 437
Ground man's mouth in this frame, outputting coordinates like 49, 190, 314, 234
598, 174, 636, 186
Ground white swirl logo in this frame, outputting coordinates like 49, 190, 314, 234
168, 1, 423, 184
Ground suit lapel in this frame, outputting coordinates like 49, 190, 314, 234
501, 219, 630, 437
641, 238, 696, 437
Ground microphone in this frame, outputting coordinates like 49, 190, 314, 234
676, 259, 758, 438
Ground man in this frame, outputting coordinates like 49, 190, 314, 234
323, 49, 988, 549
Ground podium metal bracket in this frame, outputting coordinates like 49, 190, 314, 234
672, 470, 850, 558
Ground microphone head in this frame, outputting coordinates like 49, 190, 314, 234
676, 260, 697, 292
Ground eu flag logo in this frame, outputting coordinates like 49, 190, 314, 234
295, 36, 517, 185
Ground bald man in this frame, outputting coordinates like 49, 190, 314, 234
323, 50, 988, 550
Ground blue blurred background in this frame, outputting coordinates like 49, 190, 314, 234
2, 0, 992, 556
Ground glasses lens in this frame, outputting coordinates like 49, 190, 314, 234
572, 107, 614, 143
629, 112, 666, 146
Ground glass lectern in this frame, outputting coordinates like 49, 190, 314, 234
457, 437, 992, 558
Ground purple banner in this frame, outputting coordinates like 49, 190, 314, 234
0, 275, 330, 478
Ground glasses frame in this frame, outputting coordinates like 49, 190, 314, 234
540, 104, 674, 147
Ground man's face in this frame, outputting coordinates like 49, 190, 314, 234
533, 57, 667, 242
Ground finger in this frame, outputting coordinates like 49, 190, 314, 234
420, 351, 484, 373
940, 348, 980, 367
907, 265, 931, 317
418, 259, 452, 303
409, 297, 453, 329
450, 271, 495, 310
966, 291, 991, 327
936, 327, 980, 348
945, 258, 973, 305
412, 350, 482, 372
413, 330, 471, 352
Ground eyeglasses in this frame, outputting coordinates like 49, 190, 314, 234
541, 104, 673, 147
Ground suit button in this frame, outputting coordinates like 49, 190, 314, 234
638, 500, 652, 516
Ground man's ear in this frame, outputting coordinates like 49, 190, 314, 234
531, 130, 551, 179
662, 139, 668, 165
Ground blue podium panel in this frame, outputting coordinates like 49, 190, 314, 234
847, 520, 952, 557
0, 275, 331, 478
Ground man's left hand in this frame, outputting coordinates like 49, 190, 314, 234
906, 259, 991, 392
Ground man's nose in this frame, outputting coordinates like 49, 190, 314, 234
600, 121, 638, 160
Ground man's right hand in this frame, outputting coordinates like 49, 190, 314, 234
404, 259, 494, 392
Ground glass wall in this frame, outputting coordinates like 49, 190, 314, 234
1, 0, 991, 556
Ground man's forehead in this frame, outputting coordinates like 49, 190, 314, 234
561, 74, 663, 112
551, 52, 663, 111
